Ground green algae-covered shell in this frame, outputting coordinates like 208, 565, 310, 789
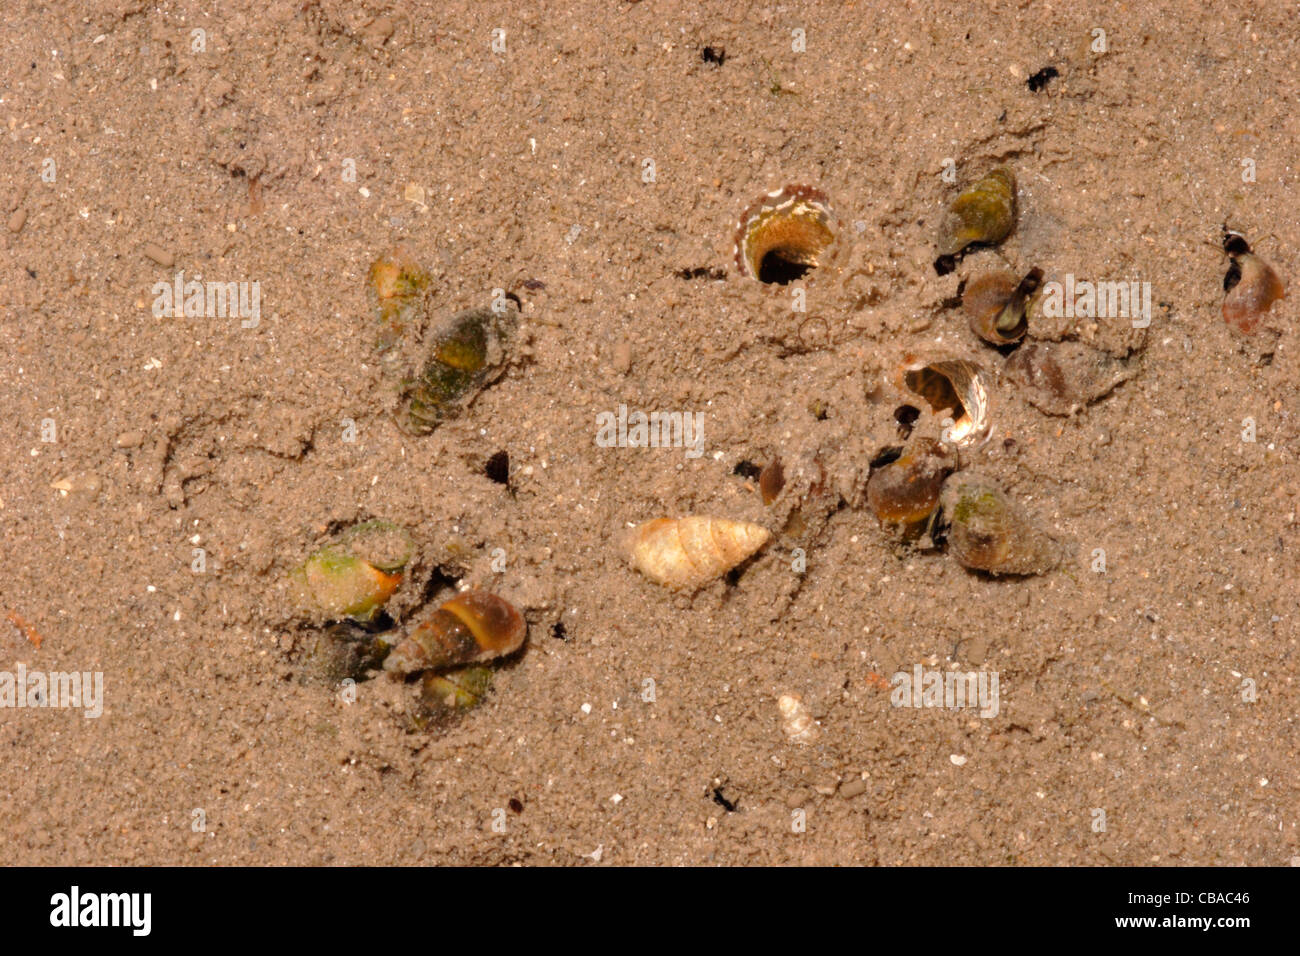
937, 167, 1016, 258
301, 623, 396, 684
400, 306, 516, 435
939, 473, 1061, 576
412, 665, 495, 730
290, 547, 402, 622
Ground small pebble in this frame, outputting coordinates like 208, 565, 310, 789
950, 754, 968, 766
611, 339, 632, 375
785, 789, 811, 809
115, 430, 145, 449
7, 209, 27, 234
143, 242, 174, 268
839, 777, 867, 799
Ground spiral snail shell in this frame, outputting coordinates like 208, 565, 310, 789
382, 590, 527, 675
899, 356, 991, 447
963, 267, 1041, 345
414, 665, 496, 728
734, 185, 836, 284
866, 437, 957, 529
400, 305, 518, 435
937, 167, 1017, 260
625, 516, 771, 590
1223, 251, 1285, 335
368, 245, 431, 357
940, 473, 1062, 576
290, 548, 402, 623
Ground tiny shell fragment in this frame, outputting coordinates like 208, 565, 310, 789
777, 694, 820, 744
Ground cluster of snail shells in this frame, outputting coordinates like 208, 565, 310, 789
290, 520, 528, 727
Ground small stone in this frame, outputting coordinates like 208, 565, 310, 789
839, 777, 867, 799
611, 339, 632, 374
115, 430, 145, 449
785, 789, 811, 809
7, 208, 27, 233
950, 754, 968, 766
143, 242, 174, 268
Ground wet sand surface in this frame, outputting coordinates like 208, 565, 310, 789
0, 1, 1296, 864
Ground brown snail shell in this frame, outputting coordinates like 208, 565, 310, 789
940, 473, 1062, 576
625, 516, 771, 590
1003, 340, 1135, 416
963, 267, 1042, 345
382, 590, 526, 675
866, 437, 957, 528
937, 167, 1017, 259
758, 458, 785, 505
898, 356, 991, 446
734, 185, 836, 284
1223, 252, 1285, 335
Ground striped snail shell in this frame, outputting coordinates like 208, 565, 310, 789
382, 590, 526, 676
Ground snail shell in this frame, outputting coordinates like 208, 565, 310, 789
1223, 252, 1285, 335
625, 516, 771, 590
290, 548, 401, 622
413, 665, 495, 729
338, 519, 414, 572
937, 167, 1016, 258
866, 437, 957, 527
367, 245, 431, 357
940, 473, 1062, 576
777, 694, 820, 744
758, 458, 785, 505
400, 305, 517, 435
301, 623, 396, 684
964, 267, 1041, 345
1003, 340, 1135, 416
898, 356, 991, 446
734, 185, 836, 284
382, 590, 527, 675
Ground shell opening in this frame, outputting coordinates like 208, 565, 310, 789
736, 187, 835, 284
903, 361, 987, 445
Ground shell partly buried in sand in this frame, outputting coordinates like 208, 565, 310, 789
937, 167, 1016, 258
867, 437, 957, 528
733, 185, 836, 284
940, 473, 1062, 576
1003, 340, 1136, 416
1223, 252, 1285, 335
899, 356, 991, 446
625, 516, 771, 590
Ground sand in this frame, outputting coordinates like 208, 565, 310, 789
1, 0, 1296, 865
